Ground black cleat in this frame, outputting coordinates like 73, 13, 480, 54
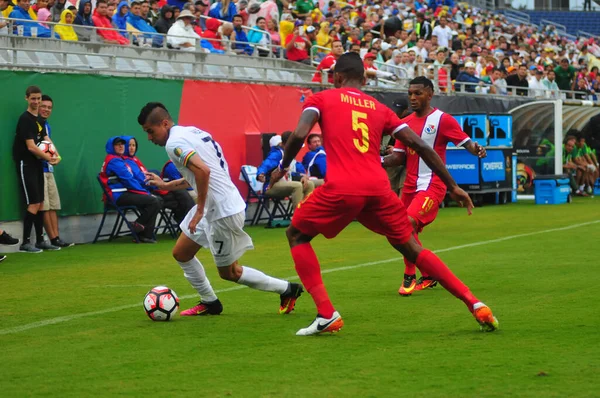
280, 282, 303, 314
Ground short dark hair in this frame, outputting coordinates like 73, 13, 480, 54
518, 64, 527, 69
409, 76, 434, 91
26, 85, 41, 97
41, 94, 53, 102
256, 16, 265, 24
332, 39, 342, 46
138, 102, 171, 126
307, 133, 321, 145
233, 14, 243, 21
96, 0, 107, 5
334, 52, 365, 81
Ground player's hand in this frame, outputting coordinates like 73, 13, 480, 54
188, 209, 203, 234
476, 144, 487, 158
449, 186, 474, 215
300, 175, 310, 189
385, 145, 394, 155
144, 172, 165, 189
269, 168, 285, 189
48, 155, 60, 165
257, 173, 266, 183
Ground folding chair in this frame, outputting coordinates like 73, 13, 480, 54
240, 165, 293, 227
93, 175, 143, 243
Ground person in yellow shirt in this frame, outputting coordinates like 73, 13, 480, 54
55, 9, 78, 40
2, 0, 37, 19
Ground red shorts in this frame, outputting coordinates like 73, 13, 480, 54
401, 190, 443, 233
292, 187, 413, 245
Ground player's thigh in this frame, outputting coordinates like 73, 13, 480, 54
405, 191, 441, 233
357, 191, 413, 245
208, 212, 254, 267
45, 173, 61, 210
172, 232, 203, 262
20, 165, 44, 205
179, 205, 210, 247
292, 188, 365, 239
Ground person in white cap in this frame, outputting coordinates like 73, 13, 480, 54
256, 132, 314, 208
167, 9, 202, 51
456, 61, 496, 93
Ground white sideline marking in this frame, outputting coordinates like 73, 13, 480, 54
1, 219, 598, 336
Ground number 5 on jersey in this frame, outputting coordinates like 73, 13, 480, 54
352, 110, 369, 153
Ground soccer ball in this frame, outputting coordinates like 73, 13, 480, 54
37, 140, 56, 156
143, 286, 180, 321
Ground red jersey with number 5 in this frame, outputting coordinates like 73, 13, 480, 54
303, 88, 407, 195
394, 109, 469, 197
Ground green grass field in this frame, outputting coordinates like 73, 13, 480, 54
1, 199, 599, 397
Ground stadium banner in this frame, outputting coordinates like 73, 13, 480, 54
0, 71, 183, 221
446, 148, 514, 193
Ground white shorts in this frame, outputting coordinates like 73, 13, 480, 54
180, 206, 254, 267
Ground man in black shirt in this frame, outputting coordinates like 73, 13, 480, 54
13, 86, 61, 253
505, 64, 530, 96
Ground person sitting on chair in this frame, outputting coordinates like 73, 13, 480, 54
122, 136, 195, 224
301, 133, 326, 187
257, 131, 314, 208
100, 136, 162, 243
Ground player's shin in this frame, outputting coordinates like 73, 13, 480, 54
238, 266, 289, 294
415, 249, 478, 310
291, 243, 335, 318
178, 257, 218, 302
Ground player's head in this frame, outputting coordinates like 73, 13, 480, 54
138, 102, 173, 147
39, 94, 53, 120
333, 52, 366, 88
25, 85, 42, 111
407, 76, 434, 113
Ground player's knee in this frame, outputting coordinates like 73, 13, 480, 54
407, 216, 418, 233
286, 226, 310, 247
172, 247, 192, 263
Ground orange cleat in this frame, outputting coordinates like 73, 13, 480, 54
414, 276, 438, 291
473, 302, 499, 332
398, 274, 417, 296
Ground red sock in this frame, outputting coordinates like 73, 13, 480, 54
291, 243, 335, 318
415, 249, 478, 310
404, 233, 429, 277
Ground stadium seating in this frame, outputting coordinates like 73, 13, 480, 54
521, 11, 600, 36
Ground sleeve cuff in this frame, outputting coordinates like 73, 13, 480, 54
457, 138, 470, 147
303, 107, 320, 116
392, 123, 409, 135
393, 148, 405, 152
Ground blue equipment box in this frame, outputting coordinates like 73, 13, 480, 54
461, 113, 488, 147
488, 114, 512, 147
533, 175, 571, 205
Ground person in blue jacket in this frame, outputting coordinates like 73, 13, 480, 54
128, 0, 163, 47
122, 135, 194, 224
9, 0, 59, 38
256, 131, 314, 208
301, 133, 326, 187
112, 0, 130, 39
73, 0, 94, 41
231, 14, 253, 55
208, 0, 237, 22
100, 136, 162, 243
456, 61, 493, 93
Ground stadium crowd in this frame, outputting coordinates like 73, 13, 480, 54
1, 0, 600, 98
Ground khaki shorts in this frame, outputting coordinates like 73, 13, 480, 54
180, 206, 254, 267
42, 172, 61, 211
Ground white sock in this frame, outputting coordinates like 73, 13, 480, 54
238, 266, 289, 294
177, 257, 218, 302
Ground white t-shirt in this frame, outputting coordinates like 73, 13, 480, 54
432, 25, 452, 48
166, 125, 246, 222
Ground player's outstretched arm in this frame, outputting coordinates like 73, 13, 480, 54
145, 172, 191, 191
463, 140, 487, 158
270, 109, 319, 187
394, 126, 474, 214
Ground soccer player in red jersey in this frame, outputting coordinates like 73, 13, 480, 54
311, 40, 344, 84
383, 76, 487, 296
270, 53, 499, 336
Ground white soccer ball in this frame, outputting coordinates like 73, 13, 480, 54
143, 286, 180, 321
37, 140, 56, 156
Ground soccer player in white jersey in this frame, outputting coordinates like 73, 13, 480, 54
138, 102, 303, 316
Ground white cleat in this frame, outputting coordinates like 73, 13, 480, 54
296, 311, 344, 336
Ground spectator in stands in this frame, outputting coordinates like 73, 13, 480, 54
123, 136, 194, 224
266, 18, 280, 50
128, 0, 163, 47
193, 0, 207, 31
208, 0, 236, 23
382, 50, 405, 79
112, 1, 129, 38
312, 39, 342, 83
167, 0, 186, 12
285, 21, 314, 65
50, 0, 66, 22
506, 64, 530, 96
147, 0, 159, 25
37, 7, 51, 27
93, 0, 129, 45
456, 61, 492, 93
257, 133, 314, 209
432, 16, 452, 49
415, 12, 431, 40
0, 0, 9, 34
31, 0, 48, 16
554, 58, 577, 93
256, 0, 278, 26
153, 5, 173, 34
247, 16, 271, 56
302, 133, 326, 186
528, 68, 546, 98
230, 13, 253, 55
201, 17, 222, 49
293, 0, 314, 19
574, 77, 593, 100
140, 1, 150, 22
73, 0, 94, 41
542, 69, 560, 98
55, 9, 78, 40
9, 0, 57, 37
38, 95, 73, 248
101, 136, 161, 243
167, 9, 201, 51
490, 67, 508, 95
